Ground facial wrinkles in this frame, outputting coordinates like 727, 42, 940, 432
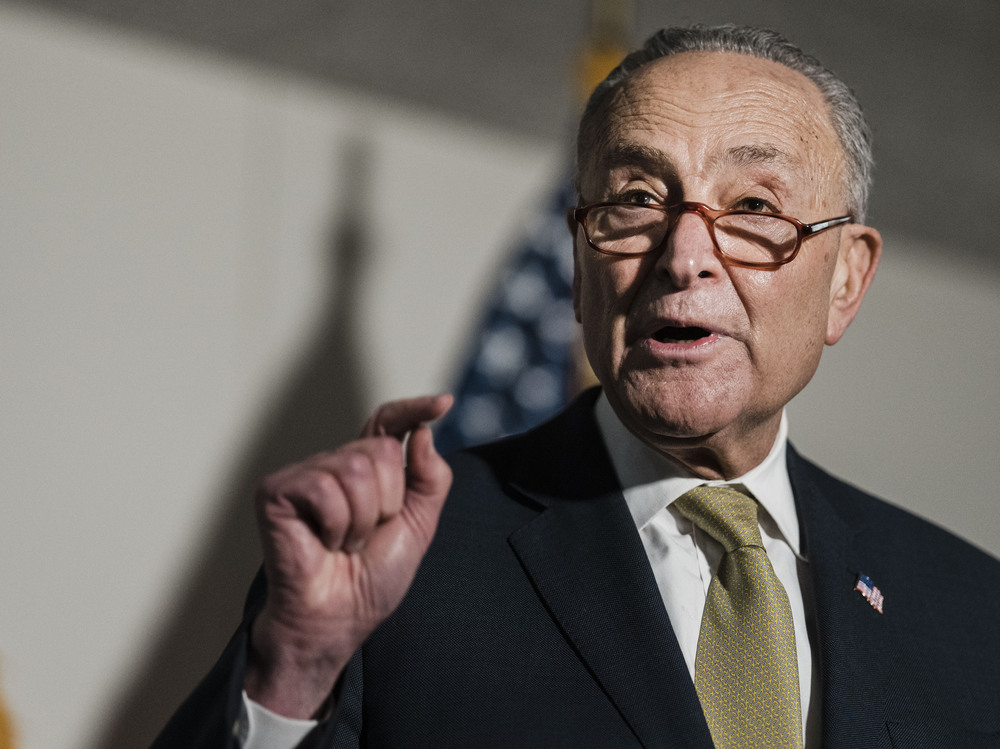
593, 58, 846, 217
573, 54, 859, 475
611, 63, 842, 340
644, 113, 807, 393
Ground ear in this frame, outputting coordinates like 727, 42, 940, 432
568, 210, 584, 324
825, 223, 882, 345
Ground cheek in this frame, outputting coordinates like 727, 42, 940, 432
739, 268, 830, 379
577, 272, 621, 370
576, 259, 649, 367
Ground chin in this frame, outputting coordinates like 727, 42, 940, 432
610, 379, 740, 445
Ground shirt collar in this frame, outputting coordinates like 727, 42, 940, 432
594, 391, 802, 557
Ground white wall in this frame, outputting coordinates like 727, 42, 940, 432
0, 6, 560, 748
789, 241, 1000, 554
0, 4, 996, 748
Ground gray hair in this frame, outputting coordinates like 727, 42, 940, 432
576, 25, 873, 221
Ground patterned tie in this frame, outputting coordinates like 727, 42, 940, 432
673, 485, 803, 749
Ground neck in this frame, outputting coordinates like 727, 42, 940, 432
639, 414, 783, 481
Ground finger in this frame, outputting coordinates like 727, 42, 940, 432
369, 437, 406, 520
357, 426, 451, 576
257, 439, 396, 554
301, 438, 406, 523
360, 394, 454, 440
402, 424, 452, 531
331, 443, 400, 552
256, 467, 352, 552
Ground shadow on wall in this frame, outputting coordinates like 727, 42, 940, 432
90, 139, 374, 749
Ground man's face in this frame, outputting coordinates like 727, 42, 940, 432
573, 51, 876, 477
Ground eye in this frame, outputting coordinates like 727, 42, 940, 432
734, 196, 778, 213
616, 189, 663, 206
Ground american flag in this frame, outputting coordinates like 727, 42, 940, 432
433, 2, 629, 454
433, 180, 581, 454
854, 573, 885, 614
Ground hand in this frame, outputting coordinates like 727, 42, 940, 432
244, 394, 454, 718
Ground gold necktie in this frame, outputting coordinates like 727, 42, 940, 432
673, 485, 803, 749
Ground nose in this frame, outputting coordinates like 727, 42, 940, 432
653, 204, 723, 287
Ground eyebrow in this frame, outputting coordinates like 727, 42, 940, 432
596, 142, 676, 176
596, 142, 800, 177
714, 144, 801, 171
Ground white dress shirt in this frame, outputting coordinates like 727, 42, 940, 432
238, 695, 316, 748
242, 394, 821, 747
594, 393, 820, 747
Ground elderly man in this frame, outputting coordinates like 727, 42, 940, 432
155, 25, 1000, 749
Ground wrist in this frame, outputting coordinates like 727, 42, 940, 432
244, 612, 358, 719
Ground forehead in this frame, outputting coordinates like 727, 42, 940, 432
584, 51, 845, 203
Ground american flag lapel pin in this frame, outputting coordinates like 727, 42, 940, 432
854, 573, 884, 614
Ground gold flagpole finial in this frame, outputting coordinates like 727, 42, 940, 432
576, 0, 635, 104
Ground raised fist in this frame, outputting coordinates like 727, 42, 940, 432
244, 395, 453, 718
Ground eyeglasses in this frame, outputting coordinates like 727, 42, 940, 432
571, 201, 853, 270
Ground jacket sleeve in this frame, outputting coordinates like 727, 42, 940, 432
149, 571, 365, 749
149, 571, 264, 749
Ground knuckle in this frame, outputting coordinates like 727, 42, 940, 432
338, 450, 375, 483
256, 471, 290, 508
324, 493, 350, 532
309, 471, 340, 498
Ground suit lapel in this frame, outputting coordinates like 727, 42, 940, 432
505, 391, 712, 749
789, 448, 891, 747
497, 397, 899, 746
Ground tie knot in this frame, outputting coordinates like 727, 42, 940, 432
673, 485, 763, 552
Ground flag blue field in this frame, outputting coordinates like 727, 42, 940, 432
434, 180, 581, 453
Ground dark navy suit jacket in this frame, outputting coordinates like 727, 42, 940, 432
154, 389, 1000, 748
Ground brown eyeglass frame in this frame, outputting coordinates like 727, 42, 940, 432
570, 201, 854, 270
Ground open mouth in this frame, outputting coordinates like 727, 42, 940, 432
652, 325, 711, 343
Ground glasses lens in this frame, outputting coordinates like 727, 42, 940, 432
714, 213, 798, 264
586, 205, 667, 255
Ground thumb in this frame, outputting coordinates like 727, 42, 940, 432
353, 425, 452, 622
404, 424, 452, 518
361, 394, 453, 440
